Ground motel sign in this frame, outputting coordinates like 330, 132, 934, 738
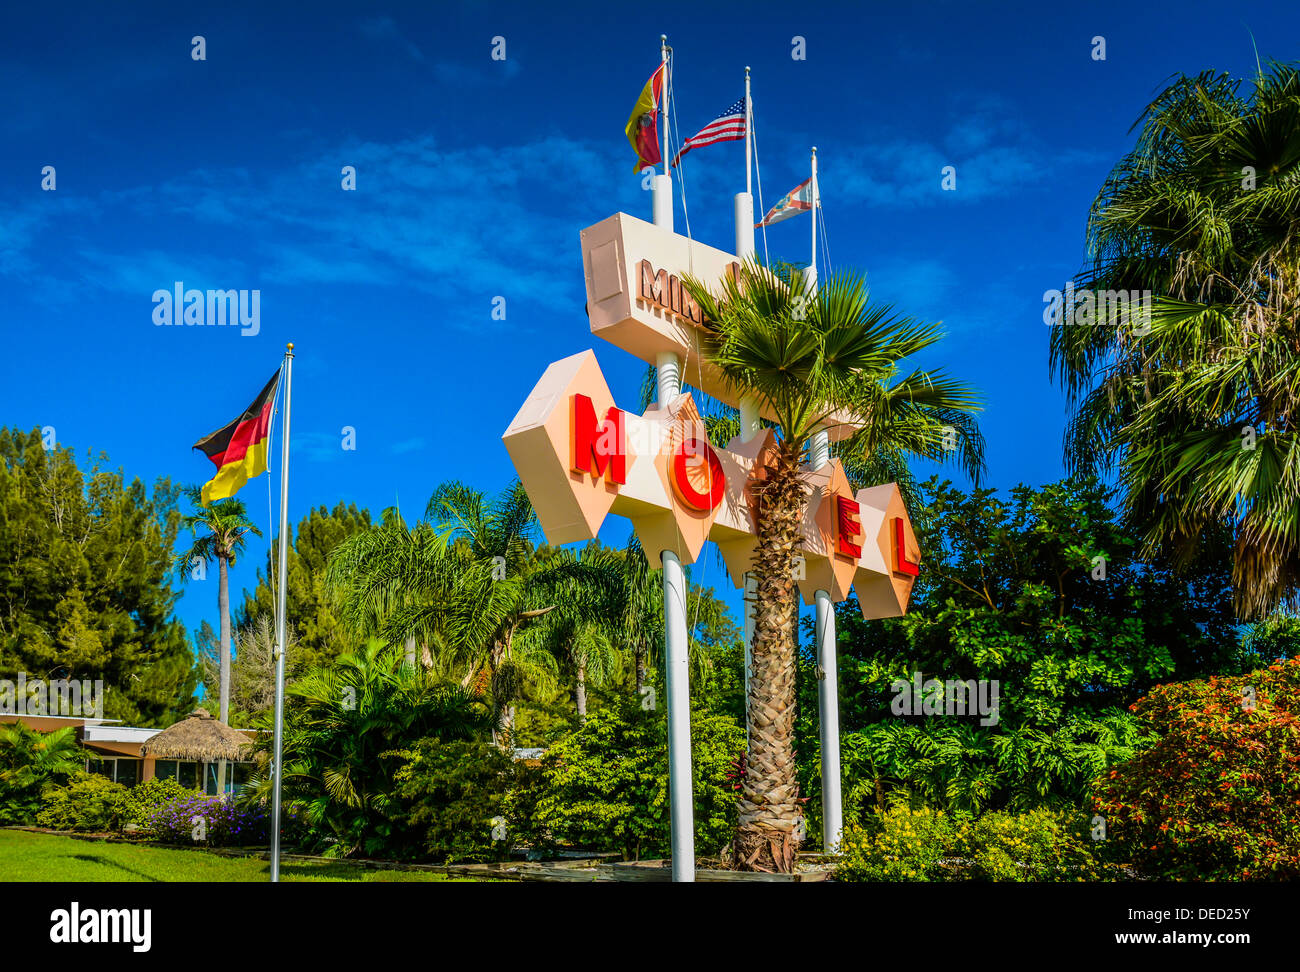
503, 211, 919, 617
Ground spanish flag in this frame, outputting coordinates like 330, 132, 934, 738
193, 370, 280, 506
625, 63, 664, 172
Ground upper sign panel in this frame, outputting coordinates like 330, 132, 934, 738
582, 212, 739, 402
582, 212, 859, 439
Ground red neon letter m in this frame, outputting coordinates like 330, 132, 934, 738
570, 394, 626, 484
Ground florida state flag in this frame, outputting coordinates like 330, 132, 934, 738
625, 64, 665, 172
193, 370, 280, 505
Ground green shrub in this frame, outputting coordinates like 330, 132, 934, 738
955, 807, 1108, 881
836, 805, 1110, 882
836, 805, 953, 881
124, 777, 200, 826
392, 739, 519, 863
512, 701, 745, 860
36, 773, 130, 832
1092, 656, 1300, 880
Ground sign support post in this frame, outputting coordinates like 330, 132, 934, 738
653, 36, 693, 883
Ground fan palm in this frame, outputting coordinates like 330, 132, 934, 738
682, 259, 983, 871
1050, 63, 1300, 618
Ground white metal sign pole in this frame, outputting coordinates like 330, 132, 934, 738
814, 579, 842, 852
734, 66, 759, 750
654, 36, 693, 884
270, 342, 294, 882
810, 432, 843, 853
807, 147, 842, 851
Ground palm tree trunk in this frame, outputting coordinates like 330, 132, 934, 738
217, 555, 231, 796
634, 643, 646, 697
576, 657, 588, 723
735, 440, 805, 872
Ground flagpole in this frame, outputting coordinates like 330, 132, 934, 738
660, 35, 669, 177
269, 342, 294, 883
809, 146, 818, 294
744, 66, 752, 196
653, 35, 673, 232
734, 69, 756, 264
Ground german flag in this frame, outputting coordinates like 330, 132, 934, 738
193, 370, 280, 506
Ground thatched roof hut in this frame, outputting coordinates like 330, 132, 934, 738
140, 708, 251, 762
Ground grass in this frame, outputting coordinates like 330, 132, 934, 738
0, 830, 479, 882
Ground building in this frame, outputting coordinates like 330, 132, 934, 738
0, 709, 257, 795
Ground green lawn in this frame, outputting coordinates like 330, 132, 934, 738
0, 830, 476, 882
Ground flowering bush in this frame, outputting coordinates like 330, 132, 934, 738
1092, 656, 1300, 880
143, 794, 269, 847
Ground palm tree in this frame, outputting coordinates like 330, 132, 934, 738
325, 508, 449, 668
328, 482, 565, 746
177, 488, 261, 795
575, 537, 662, 698
523, 605, 617, 722
176, 488, 261, 727
682, 260, 983, 871
1050, 63, 1300, 618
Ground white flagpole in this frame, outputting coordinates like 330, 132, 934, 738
809, 147, 818, 294
652, 36, 673, 231
734, 68, 756, 263
269, 342, 294, 883
744, 67, 752, 197
661, 35, 669, 178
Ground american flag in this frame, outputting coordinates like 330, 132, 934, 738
670, 97, 747, 169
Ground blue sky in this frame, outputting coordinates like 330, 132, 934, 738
1, 0, 1295, 642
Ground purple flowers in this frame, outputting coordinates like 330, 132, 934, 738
143, 796, 270, 847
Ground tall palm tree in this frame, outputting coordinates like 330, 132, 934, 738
683, 260, 983, 871
1051, 63, 1300, 618
176, 488, 261, 728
